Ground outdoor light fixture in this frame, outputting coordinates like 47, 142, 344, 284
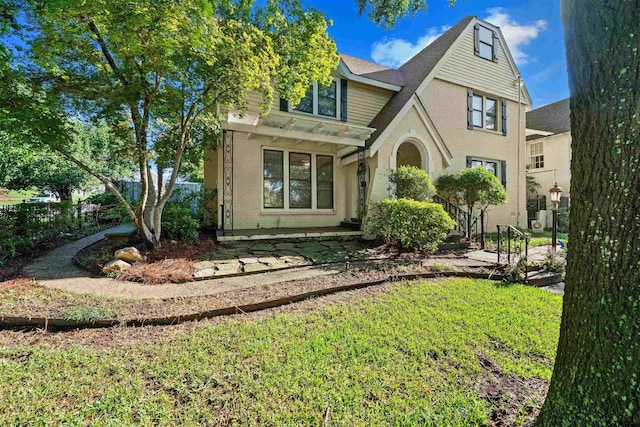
549, 183, 563, 251
549, 183, 563, 208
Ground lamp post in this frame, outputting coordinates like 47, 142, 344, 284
549, 183, 563, 252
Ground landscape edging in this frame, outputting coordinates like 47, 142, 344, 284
0, 271, 504, 331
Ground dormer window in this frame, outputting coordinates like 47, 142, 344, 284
474, 24, 497, 61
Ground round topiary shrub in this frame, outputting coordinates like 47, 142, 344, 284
368, 198, 456, 252
388, 166, 436, 201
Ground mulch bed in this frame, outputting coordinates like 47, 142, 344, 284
73, 234, 220, 284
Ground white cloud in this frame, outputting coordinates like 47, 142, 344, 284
371, 26, 451, 68
370, 8, 547, 69
484, 7, 547, 65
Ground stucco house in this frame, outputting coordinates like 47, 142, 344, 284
204, 16, 531, 240
525, 98, 571, 228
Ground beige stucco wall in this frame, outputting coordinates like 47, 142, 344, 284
216, 132, 350, 230
526, 132, 572, 207
367, 78, 527, 231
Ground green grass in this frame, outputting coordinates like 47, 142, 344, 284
484, 230, 569, 250
0, 190, 36, 206
0, 279, 562, 426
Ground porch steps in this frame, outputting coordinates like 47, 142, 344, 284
340, 218, 362, 231
527, 269, 563, 287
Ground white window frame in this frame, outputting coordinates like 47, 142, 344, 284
469, 157, 502, 179
470, 93, 502, 132
261, 147, 336, 212
289, 78, 341, 120
529, 141, 545, 169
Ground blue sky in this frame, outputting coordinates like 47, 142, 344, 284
306, 0, 568, 108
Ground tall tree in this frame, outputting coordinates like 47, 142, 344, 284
355, 0, 456, 29
536, 1, 640, 425
19, 0, 338, 248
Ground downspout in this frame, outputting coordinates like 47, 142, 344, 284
516, 75, 523, 227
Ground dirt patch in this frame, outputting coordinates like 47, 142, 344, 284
476, 354, 549, 427
0, 279, 400, 351
0, 278, 36, 292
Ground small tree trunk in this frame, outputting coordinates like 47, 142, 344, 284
57, 187, 73, 201
536, 2, 640, 425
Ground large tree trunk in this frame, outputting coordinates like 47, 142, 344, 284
536, 1, 640, 425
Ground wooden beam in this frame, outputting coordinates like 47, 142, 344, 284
284, 118, 296, 130
225, 122, 365, 147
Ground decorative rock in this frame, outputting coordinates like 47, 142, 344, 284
114, 247, 144, 263
102, 259, 131, 274
239, 257, 259, 265
280, 255, 307, 264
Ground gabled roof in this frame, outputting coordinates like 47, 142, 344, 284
526, 98, 571, 134
364, 16, 474, 148
340, 53, 406, 86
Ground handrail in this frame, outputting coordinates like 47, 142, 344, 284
496, 225, 530, 282
433, 195, 485, 248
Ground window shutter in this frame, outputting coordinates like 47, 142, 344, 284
279, 98, 289, 112
340, 79, 348, 122
467, 90, 474, 129
466, 156, 472, 168
500, 160, 507, 188
492, 31, 499, 61
474, 24, 480, 55
501, 100, 507, 136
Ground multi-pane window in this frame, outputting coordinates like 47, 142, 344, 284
476, 24, 495, 61
294, 87, 314, 114
471, 94, 499, 131
316, 155, 334, 209
317, 81, 337, 117
485, 98, 497, 130
289, 153, 312, 209
529, 141, 545, 169
292, 79, 340, 118
471, 158, 499, 177
471, 95, 483, 127
263, 149, 334, 210
263, 150, 284, 209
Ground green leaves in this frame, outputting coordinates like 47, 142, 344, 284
436, 166, 508, 209
388, 165, 436, 202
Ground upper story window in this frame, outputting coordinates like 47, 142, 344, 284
474, 24, 497, 61
292, 79, 340, 119
467, 90, 507, 136
529, 141, 545, 169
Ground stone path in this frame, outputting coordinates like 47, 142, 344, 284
188, 239, 380, 279
22, 228, 562, 300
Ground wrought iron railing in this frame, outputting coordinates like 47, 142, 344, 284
433, 195, 485, 248
496, 224, 530, 270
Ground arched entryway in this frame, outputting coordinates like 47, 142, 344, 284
396, 141, 422, 168
389, 134, 433, 174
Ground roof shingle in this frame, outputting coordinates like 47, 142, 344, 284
364, 16, 475, 148
526, 98, 571, 134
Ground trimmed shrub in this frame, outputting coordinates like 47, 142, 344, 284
388, 166, 436, 201
368, 198, 456, 252
161, 203, 199, 243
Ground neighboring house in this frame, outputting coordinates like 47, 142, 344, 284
525, 98, 571, 227
204, 16, 531, 240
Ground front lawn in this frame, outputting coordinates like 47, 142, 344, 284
0, 279, 562, 426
